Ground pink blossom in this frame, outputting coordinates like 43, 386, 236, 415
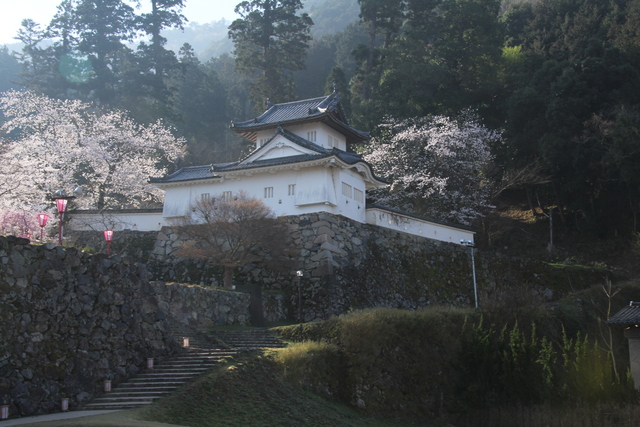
362, 112, 498, 225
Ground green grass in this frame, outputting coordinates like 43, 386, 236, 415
135, 350, 402, 427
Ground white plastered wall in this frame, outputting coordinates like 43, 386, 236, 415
255, 122, 345, 151
366, 208, 475, 244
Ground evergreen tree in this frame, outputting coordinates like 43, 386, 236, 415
136, 0, 186, 105
13, 19, 56, 93
73, 0, 139, 104
324, 66, 351, 116
356, 0, 405, 100
228, 0, 314, 112
168, 43, 233, 165
0, 46, 20, 93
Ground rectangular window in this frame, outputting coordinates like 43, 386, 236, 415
258, 138, 268, 147
288, 184, 296, 196
328, 135, 334, 148
342, 182, 353, 198
264, 187, 274, 198
307, 131, 316, 142
222, 191, 232, 201
201, 193, 210, 202
354, 188, 364, 203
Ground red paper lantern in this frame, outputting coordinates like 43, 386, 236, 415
55, 198, 68, 213
37, 214, 48, 227
37, 213, 49, 242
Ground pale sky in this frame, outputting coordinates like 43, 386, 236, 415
0, 0, 241, 46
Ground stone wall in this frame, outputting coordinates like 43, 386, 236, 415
148, 212, 607, 322
0, 236, 253, 418
152, 282, 250, 327
150, 213, 477, 321
66, 229, 289, 324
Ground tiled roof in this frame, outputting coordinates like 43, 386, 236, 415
149, 165, 219, 183
151, 126, 385, 185
231, 93, 369, 142
71, 208, 163, 214
608, 302, 640, 325
151, 150, 384, 185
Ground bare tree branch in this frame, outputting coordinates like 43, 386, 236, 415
171, 191, 294, 289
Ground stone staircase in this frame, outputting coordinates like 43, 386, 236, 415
82, 321, 235, 410
82, 324, 287, 411
210, 329, 288, 350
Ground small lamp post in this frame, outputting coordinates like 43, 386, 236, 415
296, 270, 304, 340
37, 213, 49, 242
103, 230, 114, 257
53, 187, 82, 246
461, 239, 478, 308
55, 197, 68, 246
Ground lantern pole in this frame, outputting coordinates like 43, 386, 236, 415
52, 187, 82, 246
37, 213, 49, 242
103, 230, 114, 257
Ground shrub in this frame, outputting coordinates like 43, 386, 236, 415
273, 341, 348, 401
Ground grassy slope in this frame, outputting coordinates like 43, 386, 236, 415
136, 351, 399, 427
25, 351, 399, 427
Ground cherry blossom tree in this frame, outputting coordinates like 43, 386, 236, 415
0, 90, 185, 212
362, 111, 499, 225
0, 210, 39, 238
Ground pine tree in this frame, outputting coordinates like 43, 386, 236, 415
228, 0, 313, 111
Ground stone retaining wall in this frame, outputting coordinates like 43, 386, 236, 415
0, 236, 253, 418
67, 212, 607, 324
152, 282, 250, 327
151, 213, 475, 321
148, 213, 607, 322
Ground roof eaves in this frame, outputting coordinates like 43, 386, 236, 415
232, 95, 329, 129
234, 127, 328, 167
216, 153, 331, 173
608, 302, 640, 325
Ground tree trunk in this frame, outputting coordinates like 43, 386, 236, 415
223, 266, 234, 289
362, 19, 377, 100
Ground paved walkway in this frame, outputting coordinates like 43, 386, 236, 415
0, 410, 120, 426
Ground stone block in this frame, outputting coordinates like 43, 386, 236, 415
320, 241, 344, 255
315, 225, 335, 237
313, 234, 331, 244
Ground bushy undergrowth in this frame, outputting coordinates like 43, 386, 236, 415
276, 307, 477, 420
274, 341, 349, 401
456, 320, 636, 412
273, 290, 639, 424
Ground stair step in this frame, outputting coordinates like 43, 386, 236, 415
135, 374, 198, 380
92, 393, 166, 401
84, 401, 154, 409
111, 386, 180, 392
81, 319, 241, 411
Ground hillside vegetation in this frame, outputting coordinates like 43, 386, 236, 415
270, 281, 640, 425
131, 279, 640, 427
31, 279, 640, 427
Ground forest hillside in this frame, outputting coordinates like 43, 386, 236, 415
0, 0, 639, 272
